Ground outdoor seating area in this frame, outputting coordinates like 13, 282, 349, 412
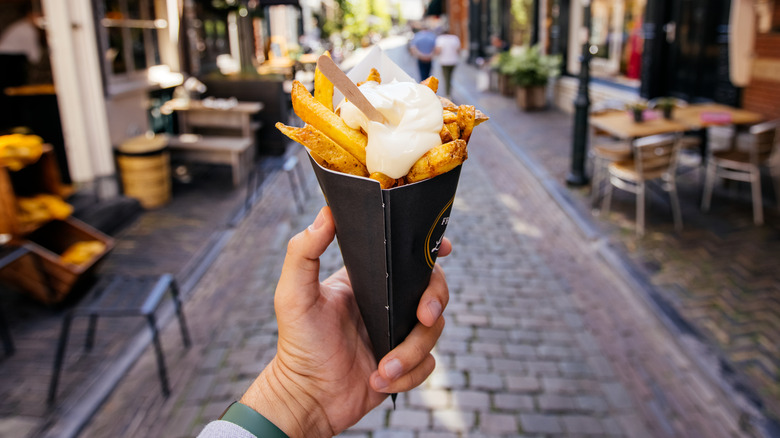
587, 99, 778, 236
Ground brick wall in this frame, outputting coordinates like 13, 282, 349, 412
742, 20, 780, 119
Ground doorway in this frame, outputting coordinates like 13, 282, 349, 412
664, 0, 738, 104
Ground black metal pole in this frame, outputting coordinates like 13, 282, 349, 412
566, 2, 592, 187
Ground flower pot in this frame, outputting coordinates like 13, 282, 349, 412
498, 73, 516, 97
632, 108, 644, 123
489, 69, 500, 92
662, 106, 673, 119
515, 86, 547, 110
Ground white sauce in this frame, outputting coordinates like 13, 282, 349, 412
339, 81, 443, 179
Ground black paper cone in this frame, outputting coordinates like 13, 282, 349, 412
308, 154, 461, 364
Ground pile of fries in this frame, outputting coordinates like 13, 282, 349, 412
276, 54, 488, 189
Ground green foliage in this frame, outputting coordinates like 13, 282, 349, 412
492, 45, 562, 88
510, 0, 534, 44
322, 0, 392, 45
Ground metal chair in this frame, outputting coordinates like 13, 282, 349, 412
0, 240, 55, 356
245, 153, 309, 214
48, 274, 191, 404
701, 120, 778, 225
648, 97, 702, 155
0, 245, 26, 357
601, 133, 683, 237
588, 102, 631, 206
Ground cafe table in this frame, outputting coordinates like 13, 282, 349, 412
673, 103, 764, 130
589, 110, 689, 141
161, 98, 263, 138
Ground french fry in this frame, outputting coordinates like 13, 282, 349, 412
369, 172, 397, 189
314, 51, 334, 111
457, 105, 476, 142
443, 110, 457, 124
367, 68, 381, 83
439, 96, 457, 111
276, 123, 368, 177
291, 80, 367, 164
406, 140, 468, 183
358, 68, 381, 86
421, 76, 438, 93
475, 109, 489, 127
439, 124, 453, 143
445, 122, 460, 140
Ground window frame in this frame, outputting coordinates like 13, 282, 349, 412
94, 0, 168, 94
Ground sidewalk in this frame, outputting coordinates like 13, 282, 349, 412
76, 44, 771, 437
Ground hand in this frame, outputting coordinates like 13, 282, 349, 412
240, 207, 451, 437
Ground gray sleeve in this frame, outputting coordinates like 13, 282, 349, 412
196, 420, 257, 438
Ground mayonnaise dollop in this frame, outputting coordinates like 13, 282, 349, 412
339, 81, 443, 179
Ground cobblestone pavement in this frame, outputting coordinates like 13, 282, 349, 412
79, 43, 766, 437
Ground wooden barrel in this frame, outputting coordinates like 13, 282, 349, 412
115, 134, 171, 209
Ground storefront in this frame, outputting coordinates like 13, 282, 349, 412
1, 0, 309, 192
535, 0, 754, 112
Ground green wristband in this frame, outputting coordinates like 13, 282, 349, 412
220, 401, 288, 437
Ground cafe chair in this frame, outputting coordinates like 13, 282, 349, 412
48, 274, 191, 404
648, 97, 702, 157
701, 120, 778, 225
589, 101, 632, 206
601, 134, 683, 237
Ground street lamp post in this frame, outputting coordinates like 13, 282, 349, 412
566, 0, 592, 186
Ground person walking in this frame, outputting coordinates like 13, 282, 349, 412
0, 4, 43, 64
434, 28, 461, 98
409, 27, 436, 81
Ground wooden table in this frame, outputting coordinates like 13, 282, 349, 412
161, 99, 263, 186
589, 111, 689, 140
162, 98, 263, 138
673, 103, 764, 129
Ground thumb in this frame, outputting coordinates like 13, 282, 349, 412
276, 207, 336, 310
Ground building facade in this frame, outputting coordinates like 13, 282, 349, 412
465, 0, 780, 118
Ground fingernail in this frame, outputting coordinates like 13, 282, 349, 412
428, 300, 442, 321
384, 358, 403, 380
373, 374, 389, 390
308, 209, 325, 231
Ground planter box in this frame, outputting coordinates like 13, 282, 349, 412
0, 218, 114, 304
516, 86, 547, 111
498, 74, 516, 97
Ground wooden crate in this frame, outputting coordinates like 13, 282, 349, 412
0, 218, 114, 304
0, 145, 72, 236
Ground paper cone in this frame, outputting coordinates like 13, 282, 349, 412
309, 155, 461, 363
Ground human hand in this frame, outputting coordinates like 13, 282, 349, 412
240, 206, 451, 437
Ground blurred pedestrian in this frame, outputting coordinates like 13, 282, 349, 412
197, 207, 451, 438
409, 26, 436, 81
0, 4, 43, 64
435, 28, 461, 98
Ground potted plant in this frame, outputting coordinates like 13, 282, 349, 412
626, 102, 648, 123
654, 97, 676, 119
491, 51, 517, 97
497, 45, 561, 110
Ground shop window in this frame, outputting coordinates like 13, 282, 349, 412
569, 0, 646, 86
98, 0, 166, 87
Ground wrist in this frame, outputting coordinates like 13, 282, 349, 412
240, 357, 332, 438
